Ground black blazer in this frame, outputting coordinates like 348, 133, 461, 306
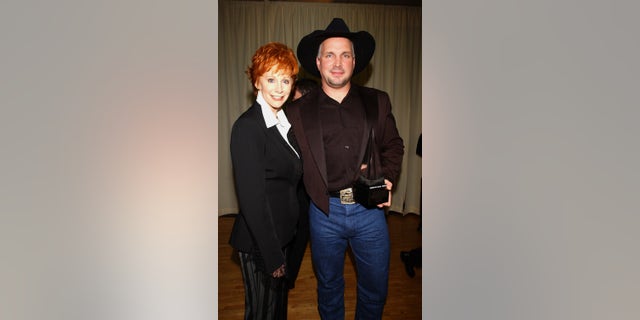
229, 103, 307, 275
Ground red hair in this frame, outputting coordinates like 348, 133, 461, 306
246, 42, 299, 86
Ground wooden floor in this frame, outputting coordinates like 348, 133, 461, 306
218, 212, 422, 319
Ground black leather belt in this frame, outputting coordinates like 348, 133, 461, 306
329, 186, 352, 197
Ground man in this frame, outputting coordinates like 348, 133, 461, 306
286, 18, 404, 319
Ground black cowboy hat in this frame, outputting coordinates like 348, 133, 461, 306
297, 18, 375, 78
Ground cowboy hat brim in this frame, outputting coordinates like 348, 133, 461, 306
297, 18, 375, 78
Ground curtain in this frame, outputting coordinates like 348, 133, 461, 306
219, 0, 422, 215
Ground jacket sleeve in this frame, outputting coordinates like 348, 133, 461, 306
230, 116, 284, 274
377, 91, 405, 185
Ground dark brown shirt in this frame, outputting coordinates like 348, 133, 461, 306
318, 88, 366, 192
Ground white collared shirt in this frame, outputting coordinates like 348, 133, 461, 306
257, 92, 299, 158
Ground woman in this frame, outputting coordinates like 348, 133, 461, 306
229, 42, 308, 320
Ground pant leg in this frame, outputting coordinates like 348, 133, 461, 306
285, 202, 310, 289
238, 251, 288, 320
309, 199, 349, 320
347, 205, 390, 320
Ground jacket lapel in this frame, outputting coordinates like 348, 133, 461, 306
299, 91, 329, 186
287, 129, 302, 157
268, 126, 300, 159
253, 101, 299, 160
355, 86, 379, 170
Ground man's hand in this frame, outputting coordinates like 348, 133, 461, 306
377, 179, 393, 208
361, 164, 392, 208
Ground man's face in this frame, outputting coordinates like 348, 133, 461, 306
316, 37, 355, 89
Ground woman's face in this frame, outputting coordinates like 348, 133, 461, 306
255, 66, 293, 112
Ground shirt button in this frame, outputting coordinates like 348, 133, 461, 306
344, 145, 350, 150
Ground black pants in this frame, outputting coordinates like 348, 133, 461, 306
238, 251, 288, 320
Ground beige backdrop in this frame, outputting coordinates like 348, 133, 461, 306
218, 0, 422, 215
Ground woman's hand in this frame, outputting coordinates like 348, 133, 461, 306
272, 264, 286, 278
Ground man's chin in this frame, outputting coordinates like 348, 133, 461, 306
327, 79, 349, 88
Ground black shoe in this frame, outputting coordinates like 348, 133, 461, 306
400, 251, 415, 278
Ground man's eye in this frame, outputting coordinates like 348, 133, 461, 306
267, 78, 275, 83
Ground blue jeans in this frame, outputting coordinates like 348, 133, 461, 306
309, 197, 390, 320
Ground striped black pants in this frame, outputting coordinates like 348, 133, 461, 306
238, 251, 288, 320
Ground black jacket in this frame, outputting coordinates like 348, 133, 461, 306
229, 103, 308, 276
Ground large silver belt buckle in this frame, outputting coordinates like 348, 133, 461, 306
339, 188, 355, 204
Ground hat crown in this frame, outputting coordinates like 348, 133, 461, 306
326, 18, 350, 33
